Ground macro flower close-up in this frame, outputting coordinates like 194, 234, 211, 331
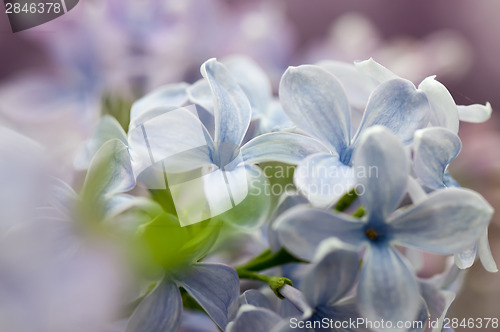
1, 1, 499, 332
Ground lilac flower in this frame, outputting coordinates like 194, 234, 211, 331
126, 263, 239, 332
411, 127, 497, 272
355, 58, 492, 134
228, 241, 368, 332
275, 126, 493, 329
279, 63, 431, 207
187, 55, 293, 137
128, 58, 326, 227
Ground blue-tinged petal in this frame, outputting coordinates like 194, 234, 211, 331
130, 82, 189, 121
357, 244, 420, 331
354, 79, 430, 145
181, 310, 219, 332
319, 297, 369, 332
477, 229, 498, 272
187, 79, 214, 114
48, 178, 78, 218
177, 263, 239, 330
301, 244, 359, 307
128, 106, 214, 178
413, 128, 461, 189
240, 290, 275, 311
278, 285, 313, 318
454, 245, 476, 270
390, 188, 493, 254
125, 278, 182, 332
457, 102, 492, 123
226, 305, 282, 332
241, 132, 330, 165
352, 126, 409, 222
419, 283, 455, 332
223, 55, 272, 116
268, 191, 310, 252
354, 58, 399, 83
256, 99, 294, 134
74, 115, 127, 169
274, 206, 366, 261
294, 153, 355, 208
318, 60, 377, 110
201, 58, 252, 149
104, 194, 163, 220
418, 76, 459, 134
82, 139, 135, 200
211, 164, 271, 229
279, 65, 351, 154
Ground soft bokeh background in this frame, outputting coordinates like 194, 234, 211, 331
1, 0, 499, 330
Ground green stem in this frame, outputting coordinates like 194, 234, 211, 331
235, 248, 307, 272
335, 189, 358, 212
352, 206, 365, 218
237, 270, 293, 299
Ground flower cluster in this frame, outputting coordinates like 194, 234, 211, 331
1, 56, 495, 332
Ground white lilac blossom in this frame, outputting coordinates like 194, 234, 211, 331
228, 242, 370, 332
411, 128, 497, 273
280, 58, 492, 208
280, 64, 430, 207
127, 58, 326, 227
275, 127, 493, 330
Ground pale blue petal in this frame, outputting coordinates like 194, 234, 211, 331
241, 132, 330, 165
177, 263, 239, 330
301, 247, 359, 307
268, 191, 310, 251
126, 279, 182, 332
354, 58, 399, 84
130, 82, 189, 120
419, 283, 455, 332
418, 76, 459, 134
294, 153, 355, 208
320, 297, 369, 331
256, 99, 294, 134
352, 126, 409, 222
457, 102, 492, 123
478, 229, 498, 272
413, 128, 461, 189
454, 245, 476, 270
104, 194, 163, 219
82, 139, 135, 199
48, 178, 78, 218
74, 115, 127, 169
274, 206, 366, 261
357, 244, 420, 331
187, 79, 214, 113
128, 107, 214, 178
278, 285, 313, 318
181, 310, 219, 332
391, 188, 493, 254
318, 60, 377, 110
201, 58, 252, 149
212, 164, 271, 229
354, 79, 430, 145
279, 65, 351, 154
226, 305, 282, 332
240, 290, 274, 311
223, 55, 272, 116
